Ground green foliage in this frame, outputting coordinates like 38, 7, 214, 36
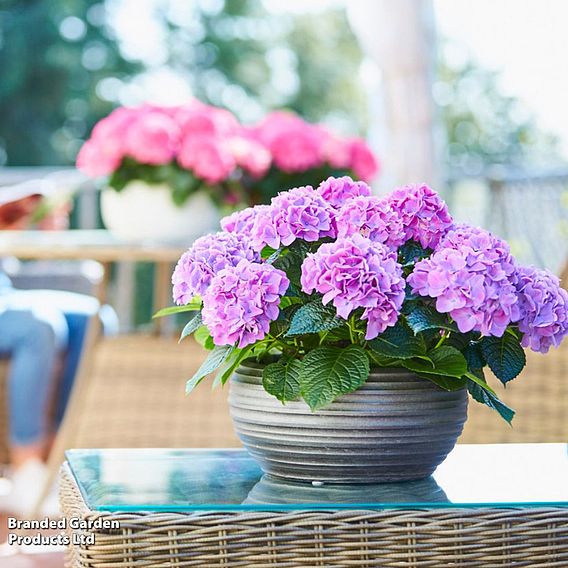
262, 359, 302, 403
153, 299, 202, 319
286, 300, 344, 336
186, 345, 234, 394
179, 313, 203, 343
369, 321, 426, 359
467, 374, 515, 424
299, 346, 369, 410
0, 0, 139, 166
480, 333, 526, 385
405, 305, 458, 334
438, 40, 562, 176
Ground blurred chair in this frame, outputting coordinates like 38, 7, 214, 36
56, 335, 240, 451
461, 341, 568, 443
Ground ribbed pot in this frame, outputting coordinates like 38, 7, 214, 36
229, 361, 468, 483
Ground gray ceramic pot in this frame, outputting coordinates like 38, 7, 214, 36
229, 361, 468, 483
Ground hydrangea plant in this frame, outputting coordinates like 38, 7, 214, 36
158, 177, 568, 421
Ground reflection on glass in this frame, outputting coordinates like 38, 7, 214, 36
65, 444, 568, 512
244, 475, 449, 506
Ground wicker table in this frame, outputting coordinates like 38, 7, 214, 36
60, 445, 568, 567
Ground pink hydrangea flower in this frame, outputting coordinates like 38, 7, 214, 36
514, 266, 568, 353
220, 207, 258, 234
255, 112, 324, 173
408, 225, 520, 336
172, 232, 258, 305
316, 176, 371, 208
250, 186, 335, 250
336, 195, 406, 249
301, 234, 405, 339
124, 110, 180, 165
387, 184, 454, 249
202, 260, 289, 347
321, 130, 352, 170
349, 139, 379, 181
177, 135, 236, 184
228, 136, 271, 178
76, 106, 137, 176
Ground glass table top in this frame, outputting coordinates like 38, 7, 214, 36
66, 444, 568, 512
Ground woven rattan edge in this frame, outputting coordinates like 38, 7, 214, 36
59, 462, 568, 568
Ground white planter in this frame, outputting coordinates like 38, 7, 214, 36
101, 181, 220, 244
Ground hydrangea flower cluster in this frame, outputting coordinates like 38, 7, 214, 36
514, 266, 568, 353
252, 112, 379, 181
386, 184, 454, 249
301, 234, 405, 339
316, 176, 371, 208
172, 232, 258, 305
202, 260, 289, 348
408, 225, 520, 337
249, 186, 336, 250
77, 105, 380, 207
336, 195, 406, 249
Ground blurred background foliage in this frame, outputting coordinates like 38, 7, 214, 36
1, 0, 559, 175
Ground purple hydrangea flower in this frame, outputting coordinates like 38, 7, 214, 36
387, 183, 453, 249
202, 260, 289, 347
514, 266, 568, 353
317, 176, 372, 208
408, 225, 520, 336
220, 207, 258, 234
172, 232, 259, 305
301, 233, 405, 339
336, 195, 406, 249
250, 186, 336, 250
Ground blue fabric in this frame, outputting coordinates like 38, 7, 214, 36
0, 289, 118, 445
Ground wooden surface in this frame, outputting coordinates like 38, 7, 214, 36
0, 230, 186, 262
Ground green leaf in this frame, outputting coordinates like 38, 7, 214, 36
416, 373, 467, 391
467, 378, 515, 424
369, 321, 426, 359
179, 313, 203, 343
403, 346, 468, 378
300, 346, 370, 410
153, 300, 202, 319
405, 305, 458, 334
212, 347, 252, 389
480, 333, 526, 385
398, 241, 431, 266
186, 345, 234, 395
262, 359, 303, 403
194, 326, 215, 350
286, 300, 344, 336
464, 342, 485, 370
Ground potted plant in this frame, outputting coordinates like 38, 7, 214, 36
159, 177, 568, 483
76, 101, 270, 242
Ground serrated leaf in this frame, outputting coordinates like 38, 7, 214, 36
286, 300, 344, 336
186, 345, 234, 394
405, 305, 458, 334
262, 359, 303, 402
480, 334, 526, 385
153, 300, 202, 319
300, 346, 370, 410
464, 342, 485, 370
467, 379, 515, 424
179, 313, 203, 342
369, 321, 426, 359
403, 346, 468, 378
